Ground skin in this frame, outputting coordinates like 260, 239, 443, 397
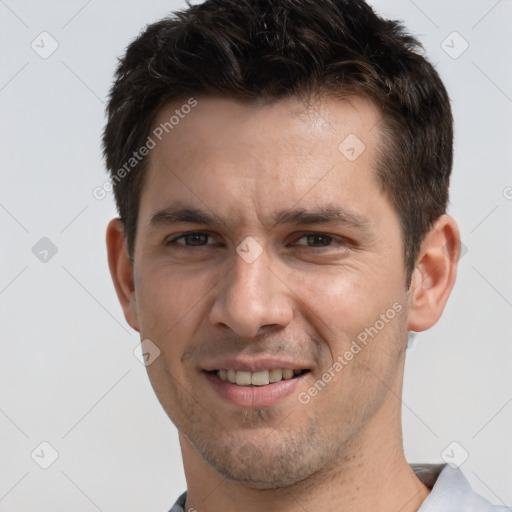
106, 95, 460, 512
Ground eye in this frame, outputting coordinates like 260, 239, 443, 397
293, 233, 340, 248
167, 232, 217, 247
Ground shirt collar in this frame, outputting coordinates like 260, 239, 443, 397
411, 462, 504, 511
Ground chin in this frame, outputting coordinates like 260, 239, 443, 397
206, 456, 313, 490
187, 423, 328, 489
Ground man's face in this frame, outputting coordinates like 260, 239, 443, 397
131, 95, 412, 487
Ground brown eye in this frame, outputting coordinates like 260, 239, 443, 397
295, 233, 336, 247
168, 232, 213, 246
306, 234, 332, 247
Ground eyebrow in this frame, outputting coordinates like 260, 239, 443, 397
149, 202, 372, 232
271, 206, 370, 230
149, 205, 224, 227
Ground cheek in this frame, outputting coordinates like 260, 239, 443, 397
294, 263, 405, 356
302, 271, 408, 401
135, 266, 198, 338
295, 266, 377, 327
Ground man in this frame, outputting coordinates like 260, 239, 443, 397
102, 0, 506, 511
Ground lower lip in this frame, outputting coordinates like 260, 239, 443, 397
203, 371, 308, 407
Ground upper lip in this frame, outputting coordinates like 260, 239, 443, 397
202, 357, 311, 373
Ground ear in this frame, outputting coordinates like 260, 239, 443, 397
106, 218, 140, 332
407, 215, 460, 332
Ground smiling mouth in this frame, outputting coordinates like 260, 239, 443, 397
206, 368, 310, 386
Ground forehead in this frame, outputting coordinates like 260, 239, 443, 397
140, 95, 384, 227
150, 94, 381, 158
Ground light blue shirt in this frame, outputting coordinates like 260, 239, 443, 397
412, 463, 509, 511
169, 463, 509, 511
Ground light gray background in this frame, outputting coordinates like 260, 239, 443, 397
1, 0, 511, 510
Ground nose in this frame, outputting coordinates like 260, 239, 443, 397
209, 245, 294, 338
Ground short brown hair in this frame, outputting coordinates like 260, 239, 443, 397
102, 0, 453, 287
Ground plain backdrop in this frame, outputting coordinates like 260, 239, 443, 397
1, 0, 511, 510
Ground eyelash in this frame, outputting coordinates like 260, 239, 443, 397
166, 231, 348, 249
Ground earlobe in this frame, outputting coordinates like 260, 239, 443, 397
105, 218, 140, 332
407, 215, 460, 332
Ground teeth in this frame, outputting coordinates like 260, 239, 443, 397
216, 368, 305, 386
282, 368, 294, 379
251, 371, 269, 386
235, 371, 252, 386
269, 368, 283, 383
